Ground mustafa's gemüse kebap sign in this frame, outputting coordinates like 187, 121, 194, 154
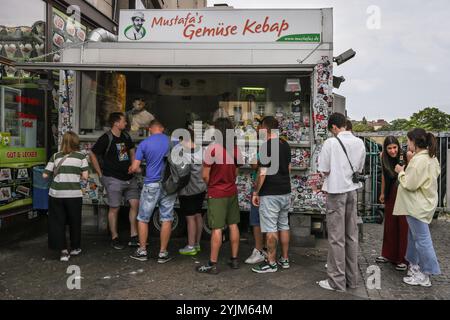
119, 9, 324, 43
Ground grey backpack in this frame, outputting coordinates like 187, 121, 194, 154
161, 142, 191, 195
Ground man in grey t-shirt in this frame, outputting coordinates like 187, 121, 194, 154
175, 129, 207, 256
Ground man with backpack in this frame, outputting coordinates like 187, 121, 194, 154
128, 119, 183, 263
90, 112, 140, 250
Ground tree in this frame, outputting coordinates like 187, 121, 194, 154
378, 124, 392, 131
355, 107, 449, 133
408, 107, 450, 131
362, 117, 368, 125
353, 122, 375, 133
389, 119, 410, 131
376, 119, 408, 132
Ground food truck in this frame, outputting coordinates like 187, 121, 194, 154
17, 8, 335, 240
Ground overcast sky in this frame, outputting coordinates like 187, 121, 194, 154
208, 0, 450, 121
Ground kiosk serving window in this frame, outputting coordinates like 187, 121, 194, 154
79, 71, 312, 141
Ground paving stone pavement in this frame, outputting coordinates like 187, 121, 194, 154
359, 217, 450, 300
0, 217, 449, 300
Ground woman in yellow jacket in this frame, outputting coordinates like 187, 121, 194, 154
393, 128, 441, 287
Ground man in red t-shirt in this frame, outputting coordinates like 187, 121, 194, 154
196, 118, 242, 274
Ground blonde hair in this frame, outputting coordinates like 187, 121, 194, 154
61, 131, 80, 154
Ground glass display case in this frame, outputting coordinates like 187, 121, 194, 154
0, 85, 46, 213
1, 86, 22, 146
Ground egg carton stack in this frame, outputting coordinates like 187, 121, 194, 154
0, 23, 46, 77
290, 148, 311, 169
236, 173, 253, 211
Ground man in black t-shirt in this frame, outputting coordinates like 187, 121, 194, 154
251, 116, 292, 274
90, 112, 140, 250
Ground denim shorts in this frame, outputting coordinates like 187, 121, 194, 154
137, 182, 177, 223
259, 194, 291, 233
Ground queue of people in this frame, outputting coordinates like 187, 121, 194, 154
42, 111, 442, 290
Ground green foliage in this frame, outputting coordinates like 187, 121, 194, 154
366, 107, 449, 132
408, 107, 450, 131
353, 122, 375, 132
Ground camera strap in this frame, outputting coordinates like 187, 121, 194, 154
335, 136, 356, 174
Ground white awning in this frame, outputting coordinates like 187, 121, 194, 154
13, 62, 315, 73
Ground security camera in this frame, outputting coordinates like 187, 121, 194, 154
333, 76, 346, 88
333, 49, 356, 66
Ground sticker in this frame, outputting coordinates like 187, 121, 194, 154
0, 187, 12, 201
0, 168, 12, 181
16, 168, 29, 179
16, 185, 30, 196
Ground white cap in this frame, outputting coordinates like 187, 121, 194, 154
132, 12, 145, 21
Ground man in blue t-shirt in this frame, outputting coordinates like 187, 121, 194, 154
128, 120, 176, 263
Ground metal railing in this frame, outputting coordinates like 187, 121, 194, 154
355, 132, 449, 223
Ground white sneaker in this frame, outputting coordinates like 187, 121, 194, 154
70, 248, 82, 256
325, 263, 328, 269
407, 264, 420, 277
60, 250, 70, 262
403, 272, 432, 287
317, 279, 335, 291
245, 248, 266, 264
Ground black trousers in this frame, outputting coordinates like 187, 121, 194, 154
48, 196, 82, 251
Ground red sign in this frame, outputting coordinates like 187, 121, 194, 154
21, 120, 34, 128
6, 151, 38, 159
15, 96, 41, 106
17, 112, 38, 120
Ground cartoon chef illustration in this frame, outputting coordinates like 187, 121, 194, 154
124, 12, 147, 40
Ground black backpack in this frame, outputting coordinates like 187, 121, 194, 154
98, 130, 131, 169
162, 142, 191, 195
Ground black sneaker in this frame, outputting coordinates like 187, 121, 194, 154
130, 248, 148, 262
111, 237, 125, 250
196, 262, 218, 275
157, 251, 173, 264
228, 258, 240, 269
128, 236, 140, 247
252, 261, 278, 273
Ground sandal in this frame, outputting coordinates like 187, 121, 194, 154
396, 263, 408, 271
375, 256, 389, 263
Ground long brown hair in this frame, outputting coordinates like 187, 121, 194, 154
382, 136, 401, 177
61, 131, 80, 154
407, 128, 437, 158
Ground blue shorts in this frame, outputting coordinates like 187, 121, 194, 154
137, 183, 177, 223
249, 203, 260, 227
